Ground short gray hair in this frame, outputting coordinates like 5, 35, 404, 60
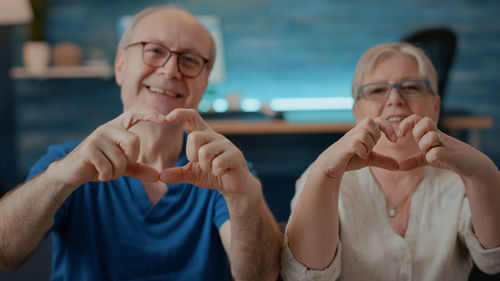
352, 42, 438, 99
117, 5, 216, 71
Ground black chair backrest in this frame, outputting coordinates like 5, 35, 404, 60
402, 27, 457, 117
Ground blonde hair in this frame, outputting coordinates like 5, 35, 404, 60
352, 42, 438, 99
117, 5, 216, 71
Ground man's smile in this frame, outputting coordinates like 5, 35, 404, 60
145, 85, 182, 98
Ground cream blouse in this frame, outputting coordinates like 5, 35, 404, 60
281, 166, 500, 281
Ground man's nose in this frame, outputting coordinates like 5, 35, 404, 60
158, 55, 182, 79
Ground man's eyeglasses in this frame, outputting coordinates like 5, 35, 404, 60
124, 41, 210, 78
356, 79, 435, 101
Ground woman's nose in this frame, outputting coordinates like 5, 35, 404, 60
385, 86, 405, 106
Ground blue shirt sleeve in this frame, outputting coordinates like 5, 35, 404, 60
26, 139, 81, 180
26, 140, 81, 231
213, 191, 230, 230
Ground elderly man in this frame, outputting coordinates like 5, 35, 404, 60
0, 6, 282, 281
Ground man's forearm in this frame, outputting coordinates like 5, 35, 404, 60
225, 182, 283, 281
0, 164, 75, 270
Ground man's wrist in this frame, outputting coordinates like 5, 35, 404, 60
224, 175, 263, 219
44, 161, 81, 193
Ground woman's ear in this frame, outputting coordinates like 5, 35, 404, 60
352, 101, 361, 122
114, 49, 125, 86
434, 94, 441, 121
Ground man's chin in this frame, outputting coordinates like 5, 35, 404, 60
145, 102, 179, 116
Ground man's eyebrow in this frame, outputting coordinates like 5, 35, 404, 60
146, 39, 205, 56
179, 47, 201, 54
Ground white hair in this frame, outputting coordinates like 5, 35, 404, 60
352, 42, 438, 99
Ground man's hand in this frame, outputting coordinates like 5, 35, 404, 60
49, 107, 166, 187
159, 108, 258, 196
157, 109, 282, 281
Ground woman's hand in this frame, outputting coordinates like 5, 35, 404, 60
398, 114, 493, 178
398, 115, 500, 249
317, 117, 400, 179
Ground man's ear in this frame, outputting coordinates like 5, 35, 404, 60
202, 68, 210, 87
114, 49, 125, 86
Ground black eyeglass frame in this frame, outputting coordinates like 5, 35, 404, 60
356, 79, 435, 101
124, 41, 210, 78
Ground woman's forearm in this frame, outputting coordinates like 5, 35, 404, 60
287, 166, 341, 270
462, 154, 500, 249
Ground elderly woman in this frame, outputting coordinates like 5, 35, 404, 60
281, 42, 500, 280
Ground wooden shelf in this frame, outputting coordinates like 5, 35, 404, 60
207, 119, 354, 134
439, 116, 493, 131
10, 63, 113, 79
207, 116, 493, 135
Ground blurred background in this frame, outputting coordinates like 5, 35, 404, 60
1, 0, 499, 279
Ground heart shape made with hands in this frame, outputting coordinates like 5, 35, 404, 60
366, 137, 431, 172
396, 115, 444, 171
327, 115, 445, 179
369, 115, 443, 172
115, 107, 229, 190
105, 107, 214, 183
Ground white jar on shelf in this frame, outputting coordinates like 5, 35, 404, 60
22, 41, 51, 74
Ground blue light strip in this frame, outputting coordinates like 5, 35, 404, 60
269, 97, 354, 111
241, 98, 262, 112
